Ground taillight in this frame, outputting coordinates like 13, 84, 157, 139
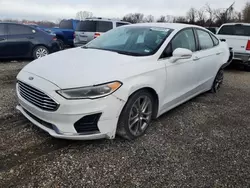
52, 37, 57, 41
246, 40, 250, 50
94, 33, 101, 38
73, 32, 76, 39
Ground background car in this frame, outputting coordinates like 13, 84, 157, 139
205, 27, 218, 34
74, 17, 130, 46
0, 23, 60, 59
43, 19, 79, 49
216, 23, 250, 70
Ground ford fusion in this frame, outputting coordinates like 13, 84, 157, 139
16, 23, 231, 140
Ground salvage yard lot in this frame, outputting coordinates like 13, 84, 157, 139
0, 61, 249, 187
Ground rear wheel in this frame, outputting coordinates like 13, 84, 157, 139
57, 39, 65, 50
211, 69, 224, 93
117, 90, 154, 140
33, 46, 49, 59
244, 63, 250, 72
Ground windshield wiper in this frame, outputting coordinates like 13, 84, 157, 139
115, 51, 142, 56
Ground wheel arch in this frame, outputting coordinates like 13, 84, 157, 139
127, 87, 159, 119
56, 34, 65, 41
32, 45, 49, 58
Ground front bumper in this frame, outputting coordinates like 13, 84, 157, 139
16, 72, 125, 140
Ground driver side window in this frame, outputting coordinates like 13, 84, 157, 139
162, 28, 196, 58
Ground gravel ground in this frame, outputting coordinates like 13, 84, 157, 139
0, 61, 249, 188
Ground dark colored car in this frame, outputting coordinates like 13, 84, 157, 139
0, 23, 60, 59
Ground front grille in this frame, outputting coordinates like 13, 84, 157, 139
18, 81, 59, 111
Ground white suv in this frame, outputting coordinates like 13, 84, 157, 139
217, 23, 250, 70
74, 18, 130, 47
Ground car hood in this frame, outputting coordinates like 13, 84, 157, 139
20, 47, 149, 89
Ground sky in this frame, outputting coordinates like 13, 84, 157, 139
0, 0, 248, 21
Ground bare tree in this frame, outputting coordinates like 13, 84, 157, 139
157, 16, 166, 22
165, 15, 174, 23
144, 15, 154, 22
205, 4, 216, 26
76, 11, 93, 20
123, 13, 144, 23
195, 8, 207, 26
242, 2, 250, 22
173, 16, 187, 23
186, 7, 197, 24
214, 2, 235, 25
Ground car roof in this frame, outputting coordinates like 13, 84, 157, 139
220, 23, 250, 26
84, 17, 130, 23
124, 23, 205, 30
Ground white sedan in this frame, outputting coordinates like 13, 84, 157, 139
16, 23, 231, 140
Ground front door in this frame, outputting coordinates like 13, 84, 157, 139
0, 24, 7, 57
6, 24, 34, 57
159, 28, 198, 113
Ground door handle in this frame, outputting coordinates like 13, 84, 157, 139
216, 52, 222, 55
0, 38, 6, 41
193, 56, 200, 61
27, 37, 34, 39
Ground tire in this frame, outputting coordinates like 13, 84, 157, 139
211, 69, 224, 93
244, 64, 250, 72
116, 90, 154, 140
33, 46, 49, 59
57, 39, 65, 50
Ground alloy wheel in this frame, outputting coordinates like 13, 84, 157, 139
128, 96, 153, 136
214, 70, 224, 91
36, 48, 48, 58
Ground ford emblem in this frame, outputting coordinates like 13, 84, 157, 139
29, 77, 34, 80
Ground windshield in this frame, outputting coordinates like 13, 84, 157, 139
85, 26, 173, 56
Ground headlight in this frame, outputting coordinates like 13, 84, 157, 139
57, 81, 122, 99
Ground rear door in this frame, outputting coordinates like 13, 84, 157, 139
75, 20, 113, 44
75, 20, 97, 44
194, 28, 220, 88
6, 24, 35, 57
0, 23, 7, 57
217, 24, 250, 53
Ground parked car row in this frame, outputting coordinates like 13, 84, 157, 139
0, 18, 131, 59
0, 22, 60, 59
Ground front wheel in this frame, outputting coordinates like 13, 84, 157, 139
211, 69, 224, 93
117, 90, 154, 140
33, 46, 49, 59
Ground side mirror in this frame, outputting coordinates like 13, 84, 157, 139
171, 48, 192, 63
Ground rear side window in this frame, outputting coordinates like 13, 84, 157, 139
116, 22, 129, 27
8, 24, 34, 35
0, 24, 5, 35
211, 34, 219, 46
196, 29, 214, 50
218, 25, 250, 36
96, 21, 113, 32
59, 20, 73, 29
